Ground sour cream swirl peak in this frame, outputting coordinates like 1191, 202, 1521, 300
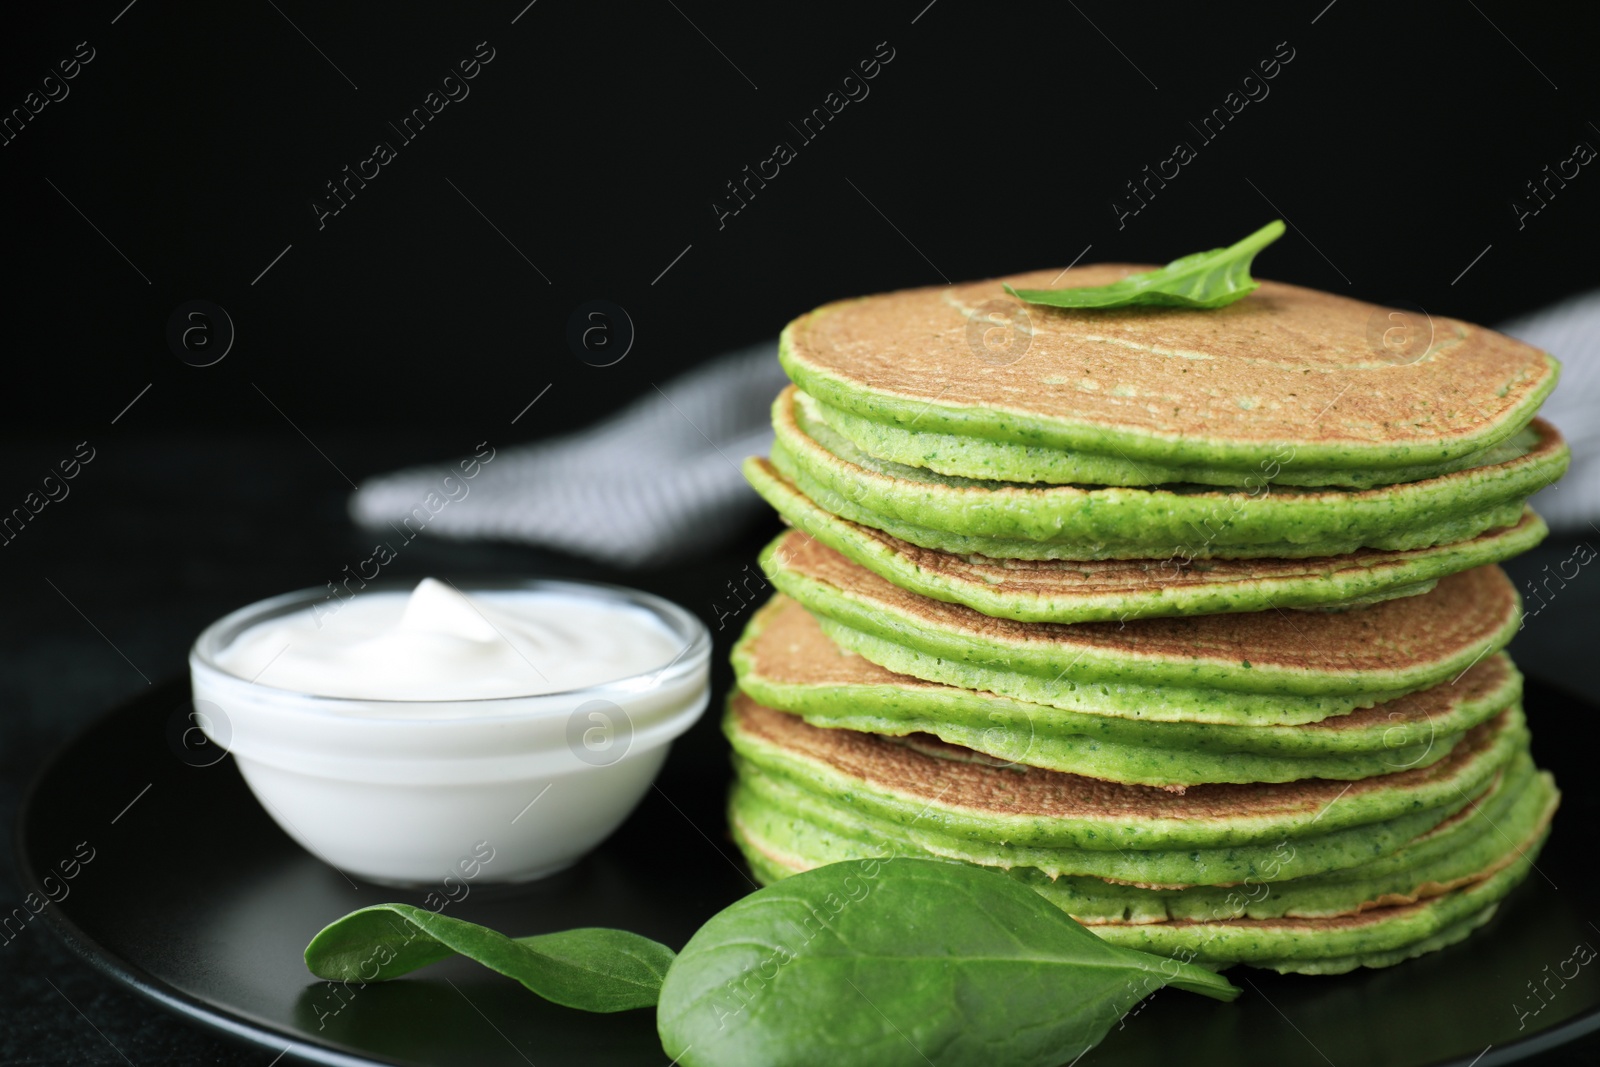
214, 578, 682, 701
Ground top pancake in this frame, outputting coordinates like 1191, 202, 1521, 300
781, 268, 1560, 473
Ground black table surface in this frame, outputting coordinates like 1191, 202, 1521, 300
2, 432, 1598, 1066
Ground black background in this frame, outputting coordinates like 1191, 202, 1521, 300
3, 0, 1599, 440
3, 1, 1600, 1064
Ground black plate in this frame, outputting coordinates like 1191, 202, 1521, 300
16, 677, 1600, 1066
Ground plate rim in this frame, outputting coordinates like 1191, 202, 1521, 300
14, 676, 1600, 1067
14, 677, 414, 1067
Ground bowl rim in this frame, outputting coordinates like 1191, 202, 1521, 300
188, 575, 711, 722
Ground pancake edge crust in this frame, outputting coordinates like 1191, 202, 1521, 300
728, 752, 1554, 926
771, 386, 1570, 561
733, 802, 1550, 974
724, 693, 1524, 861
808, 392, 1531, 489
746, 457, 1548, 622
762, 538, 1522, 725
732, 595, 1523, 785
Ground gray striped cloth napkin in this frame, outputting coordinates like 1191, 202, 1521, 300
349, 295, 1600, 567
348, 341, 789, 567
1502, 291, 1600, 535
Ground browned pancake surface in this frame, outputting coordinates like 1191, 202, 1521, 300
754, 457, 1543, 600
730, 692, 1511, 823
777, 385, 1567, 505
743, 594, 1515, 737
1101, 798, 1551, 928
772, 531, 1519, 674
788, 269, 1556, 449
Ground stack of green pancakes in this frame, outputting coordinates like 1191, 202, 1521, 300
728, 266, 1570, 975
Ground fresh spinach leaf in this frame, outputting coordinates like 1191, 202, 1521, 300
302, 862, 1238, 1060
303, 903, 675, 1013
1007, 219, 1285, 309
657, 858, 1238, 1067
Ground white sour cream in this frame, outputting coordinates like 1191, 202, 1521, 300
213, 578, 682, 700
